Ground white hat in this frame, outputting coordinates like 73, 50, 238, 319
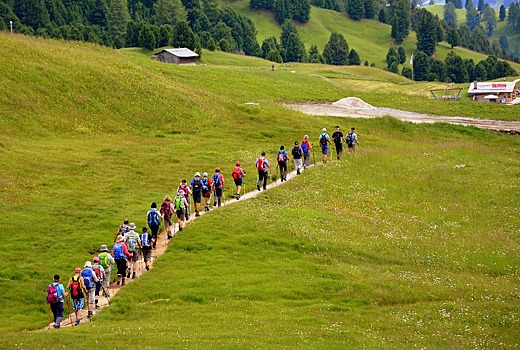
129, 223, 136, 230
84, 261, 92, 268
203, 172, 208, 177
322, 128, 327, 132
195, 172, 200, 177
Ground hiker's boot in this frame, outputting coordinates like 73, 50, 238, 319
122, 277, 126, 286
236, 194, 240, 200
76, 318, 80, 325
146, 265, 150, 271
213, 201, 217, 207
195, 210, 200, 217
126, 268, 131, 279
95, 300, 99, 309
116, 275, 121, 286
257, 184, 261, 191
132, 272, 137, 279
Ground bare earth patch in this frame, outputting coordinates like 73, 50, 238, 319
285, 97, 520, 134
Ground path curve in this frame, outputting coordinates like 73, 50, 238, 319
284, 102, 520, 134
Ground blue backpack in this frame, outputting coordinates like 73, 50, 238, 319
141, 233, 151, 248
148, 209, 160, 227
212, 173, 221, 187
301, 142, 309, 153
201, 178, 210, 191
113, 243, 124, 260
81, 269, 93, 290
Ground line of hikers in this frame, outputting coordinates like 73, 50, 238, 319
46, 126, 359, 329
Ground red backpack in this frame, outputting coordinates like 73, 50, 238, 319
46, 283, 58, 304
232, 167, 242, 180
160, 200, 172, 217
256, 158, 265, 170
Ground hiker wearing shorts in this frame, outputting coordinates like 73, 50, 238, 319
212, 168, 224, 207
190, 172, 203, 216
98, 245, 114, 290
81, 261, 99, 319
160, 196, 175, 239
91, 257, 105, 310
231, 162, 245, 200
124, 223, 142, 279
113, 219, 129, 244
276, 146, 288, 182
291, 141, 303, 175
178, 180, 192, 220
346, 127, 360, 151
67, 267, 86, 325
174, 190, 189, 231
332, 126, 345, 160
112, 235, 132, 286
146, 202, 162, 249
48, 274, 67, 329
201, 172, 212, 212
256, 152, 271, 191
301, 135, 312, 169
141, 227, 153, 270
319, 128, 331, 163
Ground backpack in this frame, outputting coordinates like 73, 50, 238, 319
113, 242, 124, 260
277, 152, 286, 163
141, 233, 151, 248
201, 178, 210, 191
212, 173, 221, 187
192, 178, 202, 193
346, 133, 354, 145
256, 158, 265, 171
232, 168, 242, 180
98, 252, 110, 269
126, 232, 138, 252
320, 134, 328, 146
81, 269, 93, 290
92, 265, 102, 279
301, 142, 309, 153
70, 276, 84, 300
291, 146, 301, 157
148, 209, 160, 227
46, 283, 59, 304
117, 225, 128, 237
160, 200, 172, 217
174, 196, 185, 211
333, 132, 342, 143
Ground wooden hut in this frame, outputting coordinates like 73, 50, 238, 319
467, 79, 520, 103
152, 48, 198, 65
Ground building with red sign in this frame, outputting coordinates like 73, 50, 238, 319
467, 79, 520, 103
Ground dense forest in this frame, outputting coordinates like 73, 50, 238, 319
0, 0, 518, 82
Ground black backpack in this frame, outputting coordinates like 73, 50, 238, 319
346, 133, 354, 145
320, 135, 328, 146
192, 178, 201, 193
291, 146, 301, 157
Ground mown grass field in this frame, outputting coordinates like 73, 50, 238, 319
0, 33, 519, 349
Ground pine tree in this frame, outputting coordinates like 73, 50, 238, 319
266, 49, 283, 62
261, 36, 281, 58
412, 50, 430, 81
397, 46, 406, 64
154, 0, 187, 26
445, 50, 468, 82
378, 8, 386, 23
465, 2, 480, 31
138, 23, 156, 49
416, 8, 437, 56
443, 2, 457, 26
348, 48, 361, 65
483, 6, 496, 36
347, 0, 365, 20
447, 27, 460, 48
172, 20, 197, 49
280, 19, 297, 48
386, 46, 399, 68
323, 32, 349, 65
364, 0, 374, 19
499, 35, 509, 51
107, 0, 130, 48
274, 0, 289, 23
477, 0, 484, 12
499, 4, 506, 21
389, 0, 410, 44
307, 44, 322, 63
284, 32, 306, 62
293, 0, 311, 22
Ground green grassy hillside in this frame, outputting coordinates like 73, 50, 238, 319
0, 33, 519, 349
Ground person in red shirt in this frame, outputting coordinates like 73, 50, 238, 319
231, 161, 245, 200
212, 168, 225, 207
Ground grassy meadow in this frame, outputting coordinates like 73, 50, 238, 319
0, 33, 519, 348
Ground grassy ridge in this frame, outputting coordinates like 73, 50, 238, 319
0, 34, 519, 348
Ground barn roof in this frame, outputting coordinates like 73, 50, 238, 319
468, 79, 519, 95
156, 48, 199, 58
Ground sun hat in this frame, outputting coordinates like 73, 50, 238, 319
203, 172, 208, 177
195, 172, 200, 177
75, 267, 81, 273
117, 235, 124, 242
304, 135, 309, 140
100, 244, 108, 252
177, 190, 184, 196
84, 261, 92, 268
129, 223, 136, 230
93, 257, 99, 262
322, 128, 327, 132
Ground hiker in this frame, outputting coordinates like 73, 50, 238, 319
291, 141, 303, 175
276, 146, 288, 182
141, 227, 152, 271
319, 128, 331, 163
174, 190, 189, 231
332, 126, 345, 160
256, 152, 271, 191
160, 196, 175, 239
190, 172, 203, 216
91, 257, 105, 310
81, 261, 99, 319
113, 219, 129, 243
124, 223, 142, 279
112, 235, 132, 286
201, 172, 212, 212
177, 179, 192, 220
301, 135, 312, 169
212, 168, 224, 207
146, 202, 162, 249
231, 162, 245, 200
98, 245, 114, 291
346, 127, 360, 151
66, 267, 86, 325
47, 274, 67, 329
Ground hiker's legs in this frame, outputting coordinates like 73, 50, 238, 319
336, 143, 342, 159
104, 269, 111, 288
150, 224, 159, 248
216, 188, 223, 207
321, 146, 328, 163
72, 298, 84, 324
94, 281, 101, 308
54, 302, 64, 327
87, 288, 95, 315
304, 153, 310, 168
164, 215, 172, 235
262, 171, 268, 189
257, 170, 262, 190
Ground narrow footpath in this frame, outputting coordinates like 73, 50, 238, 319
46, 162, 313, 329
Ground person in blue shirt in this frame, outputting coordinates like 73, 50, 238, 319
319, 128, 331, 163
276, 145, 288, 182
49, 274, 67, 329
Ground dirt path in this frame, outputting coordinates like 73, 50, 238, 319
284, 97, 520, 134
45, 164, 310, 329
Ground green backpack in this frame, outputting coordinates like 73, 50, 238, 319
174, 196, 185, 211
98, 252, 110, 269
